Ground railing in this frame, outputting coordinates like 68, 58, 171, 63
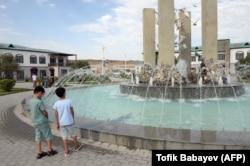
48, 63, 73, 67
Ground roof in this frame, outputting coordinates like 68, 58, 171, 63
230, 42, 250, 49
0, 43, 76, 56
172, 42, 250, 53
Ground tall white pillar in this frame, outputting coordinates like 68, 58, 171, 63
179, 11, 191, 71
202, 0, 218, 65
143, 8, 156, 66
158, 0, 175, 66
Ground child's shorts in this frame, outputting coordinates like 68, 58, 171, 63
35, 122, 53, 141
60, 124, 76, 139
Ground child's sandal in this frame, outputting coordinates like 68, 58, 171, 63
47, 149, 58, 156
64, 151, 69, 157
36, 151, 47, 159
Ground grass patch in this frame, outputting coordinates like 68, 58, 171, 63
0, 88, 32, 96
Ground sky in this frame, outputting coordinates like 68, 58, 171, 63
0, 0, 250, 61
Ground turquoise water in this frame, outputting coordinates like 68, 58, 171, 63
43, 85, 250, 132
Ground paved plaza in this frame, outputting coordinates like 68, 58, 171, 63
0, 83, 151, 166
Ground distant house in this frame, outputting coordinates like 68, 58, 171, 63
173, 39, 250, 74
0, 43, 77, 80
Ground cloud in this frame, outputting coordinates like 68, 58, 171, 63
69, 0, 157, 60
0, 28, 24, 41
69, 14, 113, 33
217, 0, 250, 43
36, 0, 56, 9
0, 28, 23, 35
29, 40, 76, 54
81, 0, 95, 3
0, 14, 14, 25
0, 5, 6, 9
36, 0, 48, 4
48, 3, 56, 8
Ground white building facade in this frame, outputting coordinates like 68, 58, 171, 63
0, 43, 77, 81
174, 40, 250, 75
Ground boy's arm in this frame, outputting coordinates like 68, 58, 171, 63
70, 107, 75, 120
55, 110, 60, 129
39, 101, 48, 118
42, 110, 48, 118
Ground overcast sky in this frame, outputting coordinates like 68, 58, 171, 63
0, 0, 250, 60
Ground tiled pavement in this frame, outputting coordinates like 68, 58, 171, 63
0, 83, 151, 166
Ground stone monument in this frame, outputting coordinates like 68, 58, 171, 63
142, 0, 218, 69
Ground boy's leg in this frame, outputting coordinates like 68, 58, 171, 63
40, 122, 57, 156
68, 125, 83, 151
35, 126, 47, 159
47, 140, 52, 152
72, 136, 78, 146
60, 126, 69, 155
36, 141, 42, 154
35, 126, 43, 154
63, 139, 69, 153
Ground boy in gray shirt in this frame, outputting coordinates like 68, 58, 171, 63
30, 86, 57, 159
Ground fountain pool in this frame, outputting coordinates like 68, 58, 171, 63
43, 85, 250, 132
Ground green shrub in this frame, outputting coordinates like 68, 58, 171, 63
25, 77, 30, 82
0, 79, 16, 92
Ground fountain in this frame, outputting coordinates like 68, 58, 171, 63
20, 0, 250, 150
31, 66, 250, 150
120, 62, 245, 99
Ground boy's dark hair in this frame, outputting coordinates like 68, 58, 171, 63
55, 87, 65, 98
34, 86, 45, 94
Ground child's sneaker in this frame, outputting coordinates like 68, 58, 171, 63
74, 143, 83, 152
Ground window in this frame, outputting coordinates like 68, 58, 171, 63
39, 70, 46, 77
191, 56, 196, 62
198, 56, 202, 61
218, 53, 225, 60
247, 50, 250, 57
30, 55, 37, 64
58, 57, 64, 66
16, 54, 24, 63
50, 56, 56, 65
236, 51, 244, 60
61, 69, 67, 76
16, 70, 24, 80
39, 56, 46, 64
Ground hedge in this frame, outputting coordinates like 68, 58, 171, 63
0, 79, 16, 92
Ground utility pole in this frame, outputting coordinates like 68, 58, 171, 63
102, 46, 106, 75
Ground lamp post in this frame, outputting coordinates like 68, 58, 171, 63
102, 46, 106, 75
124, 54, 126, 73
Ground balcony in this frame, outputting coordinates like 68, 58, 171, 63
48, 63, 73, 67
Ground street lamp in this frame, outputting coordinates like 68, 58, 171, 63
102, 46, 106, 75
124, 54, 126, 73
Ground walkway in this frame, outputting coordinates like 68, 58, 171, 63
0, 83, 151, 166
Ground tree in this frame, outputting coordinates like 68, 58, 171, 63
0, 53, 19, 79
71, 60, 90, 69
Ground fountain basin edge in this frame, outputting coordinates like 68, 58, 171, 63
19, 98, 250, 150
120, 83, 245, 99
